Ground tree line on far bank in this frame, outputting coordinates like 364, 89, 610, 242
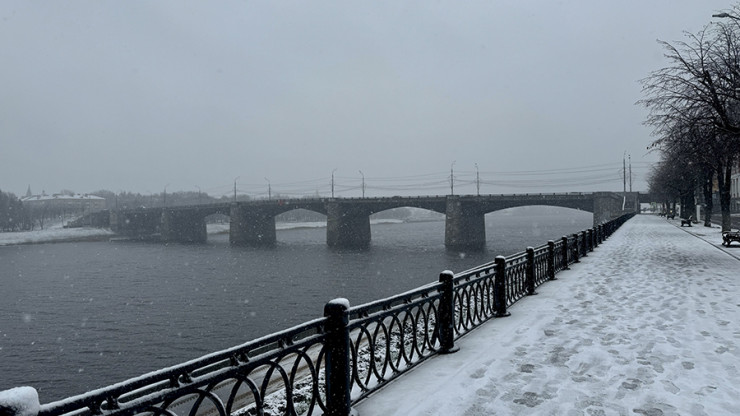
640, 4, 740, 230
0, 190, 31, 232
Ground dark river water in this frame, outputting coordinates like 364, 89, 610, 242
0, 207, 591, 402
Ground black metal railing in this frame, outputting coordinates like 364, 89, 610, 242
4, 213, 635, 416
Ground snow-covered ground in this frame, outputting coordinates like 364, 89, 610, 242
0, 224, 114, 246
355, 214, 740, 416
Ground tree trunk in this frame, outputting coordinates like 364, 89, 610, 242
717, 163, 733, 232
702, 170, 714, 227
680, 190, 695, 220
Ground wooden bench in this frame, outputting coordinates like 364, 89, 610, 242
722, 230, 740, 246
680, 216, 693, 227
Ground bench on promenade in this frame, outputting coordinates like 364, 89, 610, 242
681, 216, 693, 227
722, 230, 740, 246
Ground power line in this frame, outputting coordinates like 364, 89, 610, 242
213, 162, 651, 198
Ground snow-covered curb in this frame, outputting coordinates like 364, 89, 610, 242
666, 218, 740, 261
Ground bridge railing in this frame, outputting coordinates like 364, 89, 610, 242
5, 214, 636, 416
116, 192, 602, 213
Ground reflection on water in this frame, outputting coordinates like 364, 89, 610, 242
0, 206, 591, 401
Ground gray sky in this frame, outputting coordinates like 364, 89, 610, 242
1, 1, 733, 199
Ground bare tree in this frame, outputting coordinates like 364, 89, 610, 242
647, 149, 699, 218
640, 12, 740, 230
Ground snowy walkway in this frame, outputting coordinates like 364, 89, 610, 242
355, 215, 740, 416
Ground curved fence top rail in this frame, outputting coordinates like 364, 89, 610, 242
40, 316, 327, 415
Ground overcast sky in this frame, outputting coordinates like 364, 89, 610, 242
1, 1, 734, 199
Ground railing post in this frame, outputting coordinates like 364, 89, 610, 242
594, 227, 599, 247
324, 298, 354, 416
561, 236, 570, 270
437, 270, 459, 354
0, 387, 39, 416
573, 233, 580, 263
579, 232, 588, 257
588, 228, 594, 252
547, 240, 557, 280
525, 247, 537, 295
493, 256, 511, 317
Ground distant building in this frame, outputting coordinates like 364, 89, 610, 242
21, 192, 106, 213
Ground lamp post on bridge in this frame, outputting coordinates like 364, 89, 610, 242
265, 177, 271, 200
195, 185, 201, 205
475, 163, 480, 196
163, 183, 170, 207
331, 168, 337, 198
359, 170, 365, 198
234, 176, 239, 203
450, 161, 455, 195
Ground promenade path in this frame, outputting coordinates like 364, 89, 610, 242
355, 214, 740, 415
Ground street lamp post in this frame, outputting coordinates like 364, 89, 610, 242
164, 183, 170, 207
195, 185, 201, 204
265, 178, 271, 200
713, 12, 740, 20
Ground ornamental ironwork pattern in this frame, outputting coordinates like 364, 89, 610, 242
452, 263, 497, 333
504, 253, 528, 305
346, 284, 442, 403
533, 245, 550, 286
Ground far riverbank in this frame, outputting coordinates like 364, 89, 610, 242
0, 219, 408, 246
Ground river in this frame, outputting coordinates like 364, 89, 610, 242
0, 206, 592, 402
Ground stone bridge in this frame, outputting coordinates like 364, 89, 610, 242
109, 192, 639, 249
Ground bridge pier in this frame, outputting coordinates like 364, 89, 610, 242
110, 209, 161, 239
229, 204, 276, 246
161, 210, 207, 243
445, 197, 486, 250
326, 202, 371, 249
593, 192, 627, 226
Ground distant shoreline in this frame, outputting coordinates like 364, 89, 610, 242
4, 233, 115, 246
0, 219, 430, 247
0, 228, 115, 246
